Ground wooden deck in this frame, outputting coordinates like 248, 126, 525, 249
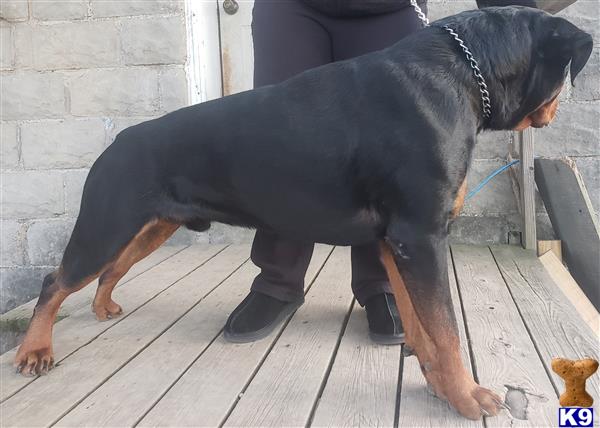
0, 244, 598, 427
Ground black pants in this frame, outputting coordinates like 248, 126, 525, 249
250, 0, 423, 305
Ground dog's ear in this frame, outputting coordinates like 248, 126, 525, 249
540, 19, 593, 85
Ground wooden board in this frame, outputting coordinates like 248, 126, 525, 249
0, 245, 249, 427
539, 251, 599, 335
491, 246, 599, 407
519, 129, 537, 250
309, 303, 400, 427
397, 251, 483, 428
0, 245, 186, 324
452, 245, 557, 427
0, 245, 224, 403
535, 157, 600, 310
221, 246, 353, 427
137, 245, 334, 427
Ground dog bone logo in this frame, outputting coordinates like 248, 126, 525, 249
552, 358, 599, 407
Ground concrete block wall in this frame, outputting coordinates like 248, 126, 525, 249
0, 0, 189, 312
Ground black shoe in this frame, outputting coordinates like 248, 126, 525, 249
224, 291, 304, 343
364, 293, 405, 345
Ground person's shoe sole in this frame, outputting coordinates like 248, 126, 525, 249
223, 298, 305, 344
369, 331, 405, 346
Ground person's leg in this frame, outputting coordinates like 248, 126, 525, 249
330, 4, 426, 344
225, 0, 332, 342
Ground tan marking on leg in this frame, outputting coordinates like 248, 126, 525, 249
451, 179, 467, 219
380, 242, 504, 420
92, 219, 179, 321
15, 270, 97, 376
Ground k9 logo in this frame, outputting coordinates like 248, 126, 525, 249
559, 408, 594, 427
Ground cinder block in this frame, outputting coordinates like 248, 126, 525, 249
208, 223, 255, 244
31, 0, 88, 20
159, 67, 188, 112
462, 159, 519, 216
474, 131, 511, 159
449, 215, 511, 245
572, 48, 599, 102
427, 0, 475, 21
121, 16, 186, 65
21, 119, 106, 169
91, 0, 182, 18
1, 122, 20, 168
1, 220, 27, 267
64, 169, 89, 217
106, 116, 158, 143
0, 71, 65, 120
536, 103, 600, 157
0, 267, 48, 314
0, 24, 14, 70
1, 171, 64, 219
0, 0, 28, 21
27, 218, 75, 265
16, 21, 119, 69
69, 68, 160, 116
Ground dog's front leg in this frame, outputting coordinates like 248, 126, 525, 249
380, 232, 504, 420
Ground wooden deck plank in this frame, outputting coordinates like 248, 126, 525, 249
0, 245, 249, 427
0, 245, 223, 403
309, 304, 400, 427
397, 252, 482, 428
452, 245, 557, 427
137, 245, 334, 427
55, 260, 257, 427
0, 245, 186, 324
220, 246, 353, 427
490, 245, 600, 406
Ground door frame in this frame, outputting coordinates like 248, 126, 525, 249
184, 0, 223, 103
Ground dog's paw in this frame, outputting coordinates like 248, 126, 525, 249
92, 300, 123, 321
451, 384, 505, 420
14, 347, 54, 377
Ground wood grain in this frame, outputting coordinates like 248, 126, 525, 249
490, 246, 599, 407
220, 246, 353, 427
137, 245, 334, 427
0, 245, 248, 427
452, 245, 557, 427
519, 129, 537, 250
310, 304, 400, 427
0, 244, 221, 403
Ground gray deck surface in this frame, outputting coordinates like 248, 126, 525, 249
0, 244, 598, 427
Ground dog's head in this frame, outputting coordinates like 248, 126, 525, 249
439, 7, 593, 131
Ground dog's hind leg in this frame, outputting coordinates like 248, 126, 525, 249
380, 232, 503, 420
92, 219, 179, 321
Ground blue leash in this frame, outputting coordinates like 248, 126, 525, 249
465, 159, 520, 200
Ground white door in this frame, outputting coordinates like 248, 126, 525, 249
218, 0, 255, 95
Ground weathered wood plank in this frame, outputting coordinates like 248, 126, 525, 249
221, 246, 353, 427
397, 251, 482, 428
0, 245, 248, 427
0, 245, 186, 324
309, 303, 400, 427
519, 129, 537, 250
452, 245, 557, 427
539, 251, 599, 335
0, 245, 223, 403
139, 246, 343, 427
490, 245, 599, 404
56, 245, 332, 427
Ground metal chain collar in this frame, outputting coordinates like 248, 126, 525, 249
409, 1, 492, 119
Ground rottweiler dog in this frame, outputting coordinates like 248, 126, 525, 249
15, 6, 592, 420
